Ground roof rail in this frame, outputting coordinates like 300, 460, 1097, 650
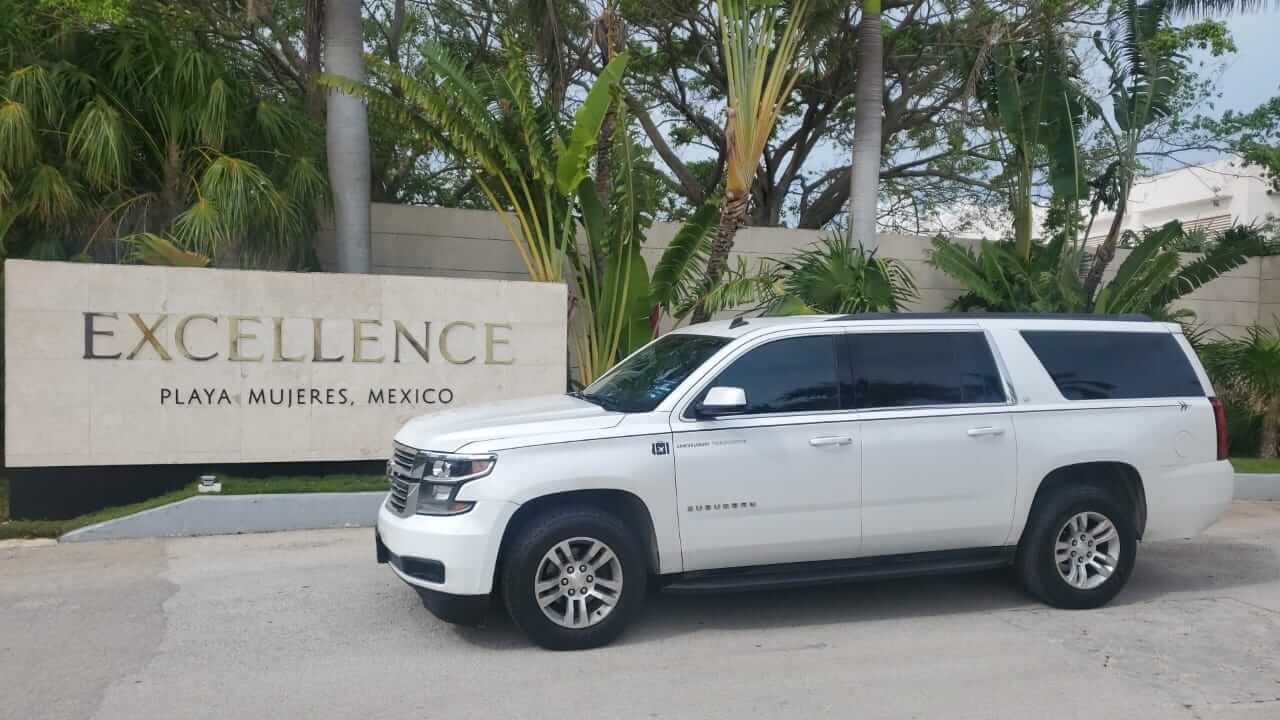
827, 312, 1153, 322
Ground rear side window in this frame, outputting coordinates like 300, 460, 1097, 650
1020, 331, 1204, 400
849, 332, 1006, 409
709, 335, 841, 414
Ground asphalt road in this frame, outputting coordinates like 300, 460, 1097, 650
3, 502, 1279, 720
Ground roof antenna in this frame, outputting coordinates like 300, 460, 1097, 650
729, 316, 749, 329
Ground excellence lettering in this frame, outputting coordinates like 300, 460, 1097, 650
84, 313, 516, 366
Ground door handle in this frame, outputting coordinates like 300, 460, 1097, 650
967, 426, 1006, 437
809, 436, 853, 447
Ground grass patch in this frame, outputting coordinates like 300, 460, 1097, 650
219, 473, 387, 494
0, 484, 197, 541
1230, 458, 1280, 474
0, 472, 386, 540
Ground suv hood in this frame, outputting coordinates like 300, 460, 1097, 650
393, 394, 625, 452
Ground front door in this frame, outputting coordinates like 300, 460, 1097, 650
671, 333, 862, 571
849, 330, 1018, 556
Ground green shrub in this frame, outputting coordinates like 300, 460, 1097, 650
1222, 397, 1263, 457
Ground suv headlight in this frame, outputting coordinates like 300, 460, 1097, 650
415, 451, 496, 516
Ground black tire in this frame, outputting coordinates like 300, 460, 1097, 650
1016, 483, 1136, 609
500, 505, 647, 650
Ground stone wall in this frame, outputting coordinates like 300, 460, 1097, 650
318, 203, 1278, 337
3, 259, 567, 467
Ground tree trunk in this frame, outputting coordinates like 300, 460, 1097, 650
304, 0, 325, 120
324, 0, 371, 273
690, 191, 750, 324
1262, 396, 1280, 459
591, 6, 623, 281
1082, 186, 1128, 302
848, 0, 883, 250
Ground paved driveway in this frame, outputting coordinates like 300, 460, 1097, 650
3, 502, 1279, 720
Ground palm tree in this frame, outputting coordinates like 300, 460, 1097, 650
325, 0, 372, 273
0, 7, 325, 267
1083, 0, 1274, 296
692, 234, 918, 318
1202, 324, 1280, 458
847, 0, 882, 252
929, 221, 1252, 318
690, 0, 808, 324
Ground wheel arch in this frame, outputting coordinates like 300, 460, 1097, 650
494, 489, 662, 589
1025, 461, 1148, 540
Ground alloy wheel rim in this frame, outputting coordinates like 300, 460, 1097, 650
1054, 511, 1121, 590
534, 537, 623, 629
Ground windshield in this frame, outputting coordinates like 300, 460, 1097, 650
577, 333, 730, 413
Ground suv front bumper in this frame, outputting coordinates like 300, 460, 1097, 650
375, 497, 518, 597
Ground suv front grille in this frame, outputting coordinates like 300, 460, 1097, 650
387, 442, 422, 515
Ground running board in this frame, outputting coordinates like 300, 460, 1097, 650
663, 547, 1015, 594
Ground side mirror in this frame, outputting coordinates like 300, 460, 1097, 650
697, 386, 748, 417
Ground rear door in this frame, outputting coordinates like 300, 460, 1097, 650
852, 330, 1019, 556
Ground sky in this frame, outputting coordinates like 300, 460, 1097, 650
1214, 12, 1280, 114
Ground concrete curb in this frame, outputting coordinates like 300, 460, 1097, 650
1235, 473, 1280, 501
59, 492, 386, 543
51, 473, 1280, 544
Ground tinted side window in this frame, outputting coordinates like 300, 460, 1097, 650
709, 335, 841, 414
850, 332, 1006, 409
1021, 331, 1204, 400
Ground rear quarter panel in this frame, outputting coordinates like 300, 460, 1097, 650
996, 323, 1232, 544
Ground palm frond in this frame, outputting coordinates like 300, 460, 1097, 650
68, 95, 129, 190
651, 202, 719, 313
0, 99, 38, 172
5, 65, 58, 125
554, 52, 628, 195
170, 198, 226, 255
125, 232, 211, 267
199, 77, 228, 150
687, 256, 784, 319
27, 164, 79, 225
1153, 234, 1249, 307
198, 154, 282, 234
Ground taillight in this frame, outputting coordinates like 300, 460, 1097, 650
1209, 397, 1228, 461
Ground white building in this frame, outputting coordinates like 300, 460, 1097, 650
1088, 156, 1280, 245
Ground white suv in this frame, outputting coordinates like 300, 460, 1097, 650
375, 314, 1234, 649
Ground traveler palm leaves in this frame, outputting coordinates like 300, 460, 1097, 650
691, 0, 809, 324
323, 42, 718, 385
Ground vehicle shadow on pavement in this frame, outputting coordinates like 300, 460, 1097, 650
446, 534, 1280, 649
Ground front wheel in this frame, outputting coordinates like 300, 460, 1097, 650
501, 506, 647, 650
1016, 484, 1136, 609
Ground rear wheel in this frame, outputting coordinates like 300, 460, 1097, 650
501, 506, 647, 650
1017, 484, 1136, 609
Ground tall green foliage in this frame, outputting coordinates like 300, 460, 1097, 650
0, 2, 326, 268
325, 40, 717, 386
696, 235, 918, 318
978, 35, 1088, 258
1202, 323, 1280, 458
930, 221, 1249, 318
1081, 0, 1234, 293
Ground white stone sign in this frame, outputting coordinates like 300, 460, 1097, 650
3, 260, 567, 467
